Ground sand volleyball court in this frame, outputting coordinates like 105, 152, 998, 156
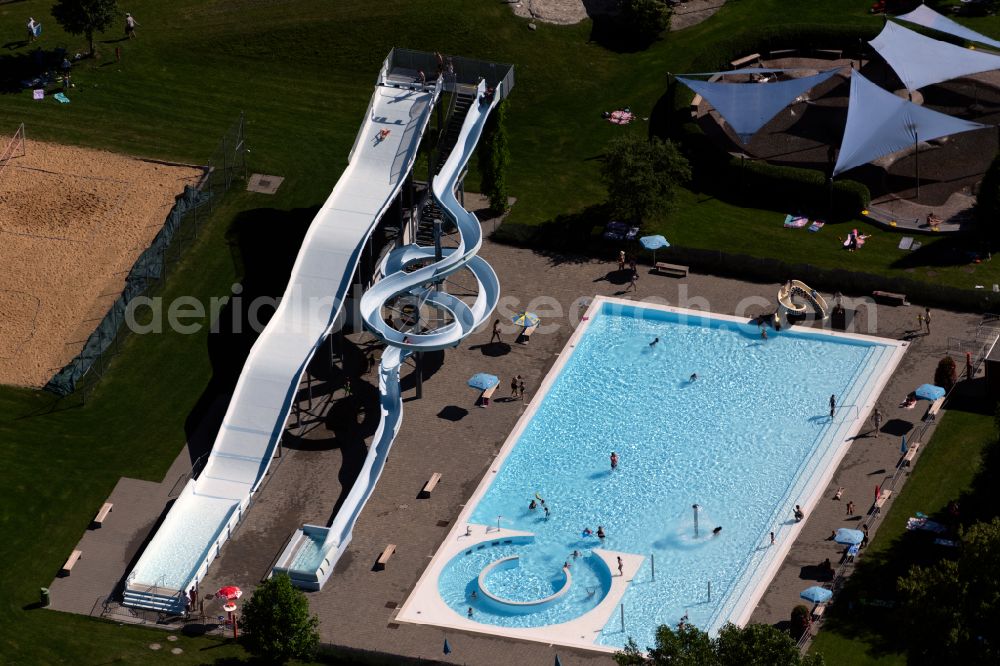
0, 137, 204, 387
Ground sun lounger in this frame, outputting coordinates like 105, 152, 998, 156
845, 544, 860, 562
811, 603, 827, 619
903, 442, 920, 466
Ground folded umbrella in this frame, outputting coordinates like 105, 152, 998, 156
800, 586, 833, 603
467, 373, 499, 391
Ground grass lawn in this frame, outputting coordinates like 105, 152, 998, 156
810, 396, 998, 665
0, 0, 999, 662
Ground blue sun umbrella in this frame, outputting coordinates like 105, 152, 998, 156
800, 586, 833, 603
443, 638, 452, 654
639, 234, 670, 264
511, 312, 539, 327
555, 656, 563, 666
914, 384, 945, 401
467, 373, 499, 391
835, 528, 865, 545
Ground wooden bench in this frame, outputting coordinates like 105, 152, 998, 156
811, 603, 827, 619
730, 53, 761, 69
903, 442, 921, 466
769, 48, 797, 58
375, 544, 396, 570
871, 290, 908, 306
815, 48, 843, 59
420, 472, 442, 498
690, 94, 702, 117
924, 397, 945, 422
873, 489, 893, 513
653, 262, 688, 278
91, 502, 113, 528
61, 550, 82, 576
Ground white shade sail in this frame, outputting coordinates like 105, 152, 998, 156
870, 20, 1000, 91
896, 3, 1000, 50
833, 71, 989, 176
677, 69, 840, 143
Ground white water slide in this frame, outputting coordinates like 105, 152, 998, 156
125, 56, 506, 611
123, 67, 451, 613
778, 280, 829, 319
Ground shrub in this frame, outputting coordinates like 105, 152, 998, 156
790, 604, 812, 640
934, 356, 958, 391
478, 99, 511, 215
618, 0, 672, 46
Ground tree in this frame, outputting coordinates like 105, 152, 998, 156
897, 518, 1000, 663
614, 622, 825, 666
478, 99, 511, 215
934, 356, 957, 392
602, 134, 690, 224
618, 0, 672, 46
789, 604, 812, 641
240, 574, 320, 664
51, 0, 119, 56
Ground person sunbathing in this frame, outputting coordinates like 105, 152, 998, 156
899, 393, 917, 409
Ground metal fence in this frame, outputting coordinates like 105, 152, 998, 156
45, 113, 248, 396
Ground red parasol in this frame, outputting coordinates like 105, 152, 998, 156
217, 585, 242, 600
875, 485, 881, 501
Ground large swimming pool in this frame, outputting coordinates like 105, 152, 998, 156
399, 298, 905, 651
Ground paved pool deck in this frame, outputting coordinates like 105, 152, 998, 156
52, 203, 988, 664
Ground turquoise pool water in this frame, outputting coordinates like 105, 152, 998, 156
440, 302, 899, 649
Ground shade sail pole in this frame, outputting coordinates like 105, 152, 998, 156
915, 130, 920, 199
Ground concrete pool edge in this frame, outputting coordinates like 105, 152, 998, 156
393, 524, 644, 653
395, 296, 908, 650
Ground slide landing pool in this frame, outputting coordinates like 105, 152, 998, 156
396, 297, 906, 652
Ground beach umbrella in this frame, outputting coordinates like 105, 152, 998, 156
467, 373, 499, 391
901, 435, 908, 454
511, 312, 539, 327
555, 655, 563, 666
800, 586, 833, 603
216, 585, 242, 600
875, 484, 881, 501
835, 528, 865, 545
443, 639, 452, 655
914, 384, 945, 401
640, 234, 670, 264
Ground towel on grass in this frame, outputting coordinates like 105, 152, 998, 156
809, 221, 825, 232
784, 214, 809, 228
53, 92, 70, 104
906, 517, 947, 533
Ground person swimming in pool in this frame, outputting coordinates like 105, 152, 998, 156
712, 526, 722, 536
690, 373, 698, 382
650, 337, 659, 347
582, 527, 593, 537
529, 499, 537, 511
597, 526, 606, 541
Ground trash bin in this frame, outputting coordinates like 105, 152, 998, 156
40, 587, 50, 607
